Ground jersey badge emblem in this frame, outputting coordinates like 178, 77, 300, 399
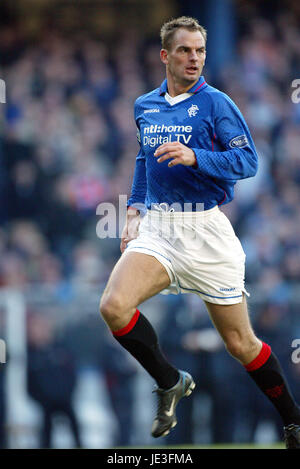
188, 104, 199, 117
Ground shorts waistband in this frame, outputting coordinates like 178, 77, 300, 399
147, 205, 219, 219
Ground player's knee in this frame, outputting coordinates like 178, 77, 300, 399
225, 339, 244, 360
224, 331, 258, 362
99, 293, 124, 325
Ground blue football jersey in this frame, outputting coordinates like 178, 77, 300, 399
127, 76, 258, 212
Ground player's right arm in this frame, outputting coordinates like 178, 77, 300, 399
121, 149, 146, 253
121, 101, 147, 252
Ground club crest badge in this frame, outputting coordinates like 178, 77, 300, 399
188, 104, 199, 117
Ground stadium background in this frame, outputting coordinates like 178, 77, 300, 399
0, 0, 300, 449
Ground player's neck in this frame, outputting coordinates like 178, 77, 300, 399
166, 73, 197, 97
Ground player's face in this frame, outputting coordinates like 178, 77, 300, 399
161, 29, 206, 89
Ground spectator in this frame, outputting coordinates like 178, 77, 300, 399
26, 313, 81, 448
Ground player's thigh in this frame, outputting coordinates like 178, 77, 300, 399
101, 251, 171, 312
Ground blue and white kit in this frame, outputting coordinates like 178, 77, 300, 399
125, 76, 258, 304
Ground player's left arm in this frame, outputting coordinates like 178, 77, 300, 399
191, 95, 258, 180
154, 95, 258, 181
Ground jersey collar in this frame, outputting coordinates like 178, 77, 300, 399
159, 76, 207, 96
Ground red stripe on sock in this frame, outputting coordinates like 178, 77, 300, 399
244, 342, 271, 372
112, 309, 140, 337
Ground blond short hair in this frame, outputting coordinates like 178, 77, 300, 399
160, 16, 207, 51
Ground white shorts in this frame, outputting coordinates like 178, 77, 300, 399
124, 205, 249, 305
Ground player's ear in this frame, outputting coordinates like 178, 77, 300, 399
160, 49, 168, 65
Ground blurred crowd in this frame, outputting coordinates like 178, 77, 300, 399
0, 10, 299, 299
0, 2, 300, 448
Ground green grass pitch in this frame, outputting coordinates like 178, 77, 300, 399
116, 443, 285, 449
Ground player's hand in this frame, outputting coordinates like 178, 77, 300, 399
154, 141, 197, 167
120, 210, 140, 253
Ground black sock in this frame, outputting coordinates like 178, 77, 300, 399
245, 342, 300, 426
112, 309, 179, 389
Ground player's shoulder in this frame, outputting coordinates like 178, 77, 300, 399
199, 85, 241, 116
201, 83, 241, 113
135, 87, 160, 108
134, 87, 161, 121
